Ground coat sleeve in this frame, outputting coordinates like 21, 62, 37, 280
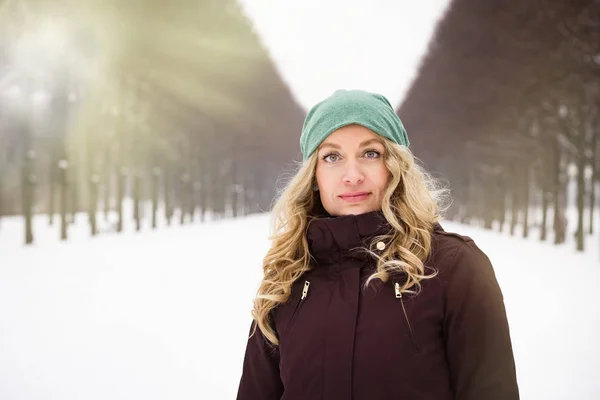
443, 240, 520, 400
236, 320, 284, 400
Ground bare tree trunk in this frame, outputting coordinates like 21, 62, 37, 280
257, 170, 273, 214
191, 178, 199, 222
69, 163, 78, 225
116, 81, 127, 233
22, 148, 35, 245
232, 184, 240, 219
103, 147, 112, 221
133, 173, 141, 231
522, 163, 530, 239
540, 190, 550, 241
0, 176, 3, 228
243, 173, 252, 216
483, 177, 494, 230
213, 162, 226, 220
497, 174, 507, 232
117, 166, 126, 233
510, 164, 519, 236
164, 165, 173, 226
48, 152, 56, 226
231, 155, 239, 219
59, 161, 69, 241
465, 168, 476, 225
540, 144, 552, 242
199, 167, 208, 222
249, 172, 261, 215
589, 133, 597, 235
89, 174, 99, 236
575, 154, 586, 251
179, 173, 187, 225
591, 175, 596, 236
151, 167, 159, 229
553, 135, 567, 244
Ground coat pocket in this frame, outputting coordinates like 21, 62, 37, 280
394, 282, 421, 353
283, 280, 310, 335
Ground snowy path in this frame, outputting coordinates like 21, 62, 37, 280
1, 214, 599, 399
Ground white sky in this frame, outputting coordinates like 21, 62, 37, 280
237, 0, 452, 110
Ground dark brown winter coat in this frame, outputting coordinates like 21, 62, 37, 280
237, 210, 519, 400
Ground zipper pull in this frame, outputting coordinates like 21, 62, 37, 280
394, 282, 402, 299
301, 280, 311, 300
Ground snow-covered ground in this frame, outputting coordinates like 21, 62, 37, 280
1, 204, 599, 399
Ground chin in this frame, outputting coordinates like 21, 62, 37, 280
329, 204, 378, 216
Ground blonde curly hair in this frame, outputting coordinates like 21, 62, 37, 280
252, 138, 451, 346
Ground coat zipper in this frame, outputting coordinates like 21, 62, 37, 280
285, 280, 310, 334
395, 282, 420, 352
301, 280, 310, 300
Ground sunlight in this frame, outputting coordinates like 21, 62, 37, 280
11, 18, 71, 79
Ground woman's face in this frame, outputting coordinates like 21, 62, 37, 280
315, 124, 390, 216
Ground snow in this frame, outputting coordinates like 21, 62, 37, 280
1, 203, 599, 399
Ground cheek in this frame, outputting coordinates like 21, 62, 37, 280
315, 167, 324, 187
372, 165, 390, 191
315, 169, 339, 202
315, 165, 335, 188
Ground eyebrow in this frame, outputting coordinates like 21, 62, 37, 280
319, 138, 384, 150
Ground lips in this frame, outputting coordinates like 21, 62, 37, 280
339, 192, 371, 203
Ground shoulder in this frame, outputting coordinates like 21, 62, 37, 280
429, 223, 494, 282
430, 223, 474, 265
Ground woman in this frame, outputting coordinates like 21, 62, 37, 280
236, 89, 519, 400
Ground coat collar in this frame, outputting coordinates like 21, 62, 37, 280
306, 210, 444, 266
306, 210, 393, 265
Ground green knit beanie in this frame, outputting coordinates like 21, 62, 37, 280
300, 89, 410, 161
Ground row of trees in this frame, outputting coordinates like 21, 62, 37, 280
0, 0, 305, 244
3, 0, 598, 254
399, 0, 600, 252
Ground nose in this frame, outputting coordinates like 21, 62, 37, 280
342, 160, 364, 185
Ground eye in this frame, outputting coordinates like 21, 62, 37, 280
322, 152, 340, 163
364, 149, 382, 159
